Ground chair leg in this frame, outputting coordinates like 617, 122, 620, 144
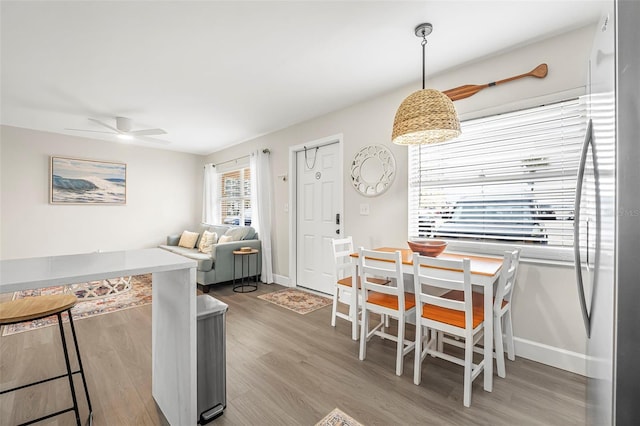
505, 309, 515, 361
395, 317, 405, 376
67, 313, 93, 416
330, 286, 339, 327
436, 331, 444, 354
351, 289, 359, 341
414, 323, 423, 385
463, 334, 473, 408
495, 314, 506, 378
56, 313, 82, 426
359, 307, 368, 361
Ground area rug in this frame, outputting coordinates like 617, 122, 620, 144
258, 288, 332, 315
315, 408, 364, 426
1, 274, 152, 336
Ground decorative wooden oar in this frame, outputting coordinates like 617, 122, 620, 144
443, 63, 548, 102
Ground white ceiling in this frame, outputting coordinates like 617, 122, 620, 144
1, 1, 606, 155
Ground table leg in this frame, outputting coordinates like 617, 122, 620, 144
351, 263, 359, 341
483, 285, 493, 392
255, 251, 259, 284
232, 256, 236, 287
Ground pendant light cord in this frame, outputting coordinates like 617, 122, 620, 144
419, 33, 427, 218
421, 34, 427, 90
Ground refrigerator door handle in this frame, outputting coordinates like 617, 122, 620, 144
574, 119, 593, 337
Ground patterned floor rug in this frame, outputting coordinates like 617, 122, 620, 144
258, 288, 332, 315
1, 274, 152, 336
315, 408, 364, 426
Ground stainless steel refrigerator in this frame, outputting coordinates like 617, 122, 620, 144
575, 1, 640, 424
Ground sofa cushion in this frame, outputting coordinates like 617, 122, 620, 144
159, 245, 213, 271
178, 230, 199, 249
198, 230, 217, 254
242, 227, 257, 240
224, 226, 253, 241
208, 225, 231, 239
218, 235, 233, 244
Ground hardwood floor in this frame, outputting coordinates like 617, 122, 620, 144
0, 282, 586, 425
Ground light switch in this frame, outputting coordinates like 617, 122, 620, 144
360, 203, 370, 215
284, 203, 289, 212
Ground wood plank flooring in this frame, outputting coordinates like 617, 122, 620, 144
0, 283, 586, 425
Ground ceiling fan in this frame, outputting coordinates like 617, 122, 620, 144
67, 117, 169, 143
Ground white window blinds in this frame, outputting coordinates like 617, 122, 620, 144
408, 98, 588, 258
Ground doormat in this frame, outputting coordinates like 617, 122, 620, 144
258, 288, 332, 315
1, 274, 152, 336
315, 408, 364, 426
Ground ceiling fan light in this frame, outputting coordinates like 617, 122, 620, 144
392, 89, 461, 145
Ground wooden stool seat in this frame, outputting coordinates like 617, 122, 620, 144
0, 294, 77, 324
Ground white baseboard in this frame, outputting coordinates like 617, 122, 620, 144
514, 337, 586, 376
272, 274, 291, 287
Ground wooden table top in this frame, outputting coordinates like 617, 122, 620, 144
350, 247, 503, 277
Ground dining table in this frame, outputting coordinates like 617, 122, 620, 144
350, 247, 503, 392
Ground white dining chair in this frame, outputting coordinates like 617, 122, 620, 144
358, 247, 416, 376
442, 249, 521, 378
412, 253, 485, 407
330, 237, 388, 340
492, 249, 521, 377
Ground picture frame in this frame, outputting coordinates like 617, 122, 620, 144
50, 156, 127, 204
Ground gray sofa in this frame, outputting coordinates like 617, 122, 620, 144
159, 224, 261, 292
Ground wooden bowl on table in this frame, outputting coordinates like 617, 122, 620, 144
407, 239, 447, 257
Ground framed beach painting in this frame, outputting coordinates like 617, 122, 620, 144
50, 156, 127, 204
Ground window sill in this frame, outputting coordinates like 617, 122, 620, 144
444, 240, 575, 268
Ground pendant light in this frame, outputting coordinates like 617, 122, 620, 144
392, 23, 461, 145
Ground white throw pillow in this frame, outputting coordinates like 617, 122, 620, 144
198, 231, 217, 254
178, 230, 199, 249
217, 235, 233, 244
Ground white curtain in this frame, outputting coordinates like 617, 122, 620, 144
202, 164, 218, 225
250, 150, 274, 283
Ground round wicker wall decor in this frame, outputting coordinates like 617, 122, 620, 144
350, 145, 396, 197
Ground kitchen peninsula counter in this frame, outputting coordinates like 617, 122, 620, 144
0, 248, 198, 425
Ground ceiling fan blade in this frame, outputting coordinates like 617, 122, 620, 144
138, 135, 171, 145
130, 128, 167, 136
65, 128, 116, 134
88, 118, 120, 133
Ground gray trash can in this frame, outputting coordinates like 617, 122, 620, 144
197, 295, 228, 424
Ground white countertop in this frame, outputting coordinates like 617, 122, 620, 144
0, 248, 197, 293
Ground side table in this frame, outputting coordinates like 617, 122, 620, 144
232, 249, 259, 293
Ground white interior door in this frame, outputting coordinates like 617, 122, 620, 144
296, 142, 341, 294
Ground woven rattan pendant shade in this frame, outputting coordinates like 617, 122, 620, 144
392, 89, 460, 145
392, 23, 460, 145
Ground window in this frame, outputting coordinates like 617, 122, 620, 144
219, 167, 252, 226
408, 98, 588, 260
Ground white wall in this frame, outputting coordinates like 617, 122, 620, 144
0, 125, 203, 259
204, 25, 596, 373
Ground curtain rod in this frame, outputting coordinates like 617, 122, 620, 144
204, 149, 270, 168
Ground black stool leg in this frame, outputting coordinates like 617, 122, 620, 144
56, 312, 82, 426
67, 312, 93, 424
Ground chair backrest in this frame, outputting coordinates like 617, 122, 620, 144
358, 248, 405, 308
331, 237, 355, 281
494, 249, 521, 311
412, 253, 474, 330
